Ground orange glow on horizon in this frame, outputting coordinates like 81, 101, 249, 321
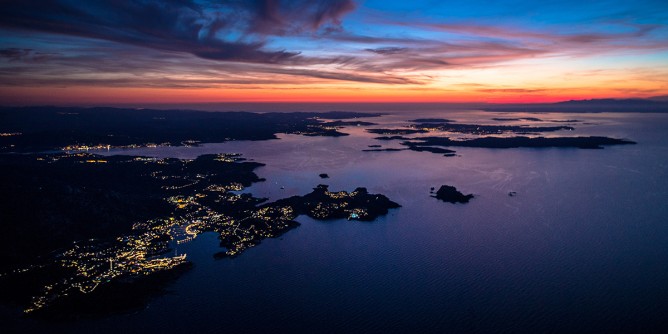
2, 1, 667, 108
0, 85, 662, 106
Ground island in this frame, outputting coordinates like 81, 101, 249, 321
407, 122, 574, 135
433, 185, 474, 203
281, 185, 400, 222
359, 118, 634, 158
214, 185, 400, 258
366, 122, 573, 138
491, 117, 544, 122
322, 120, 377, 127
362, 148, 406, 152
491, 117, 581, 123
402, 146, 456, 155
374, 136, 412, 141
367, 128, 429, 135
402, 136, 636, 151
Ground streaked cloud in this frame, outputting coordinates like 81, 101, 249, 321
0, 0, 667, 102
0, 0, 354, 64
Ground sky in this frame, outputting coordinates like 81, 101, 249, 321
0, 0, 667, 105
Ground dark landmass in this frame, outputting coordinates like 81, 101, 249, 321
322, 120, 377, 127
492, 117, 543, 122
409, 118, 454, 123
402, 136, 636, 151
484, 98, 668, 113
649, 95, 668, 101
0, 151, 400, 316
409, 122, 574, 134
491, 117, 581, 123
0, 107, 381, 152
319, 173, 329, 178
367, 128, 429, 135
551, 119, 581, 123
432, 185, 474, 204
215, 185, 400, 258
0, 153, 262, 270
0, 152, 268, 313
374, 136, 412, 141
275, 185, 400, 222
362, 148, 406, 152
314, 112, 383, 119
25, 262, 193, 319
402, 146, 457, 155
300, 128, 349, 137
359, 119, 634, 158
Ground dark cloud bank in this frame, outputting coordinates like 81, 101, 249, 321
0, 0, 355, 64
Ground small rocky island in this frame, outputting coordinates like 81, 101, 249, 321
433, 185, 474, 203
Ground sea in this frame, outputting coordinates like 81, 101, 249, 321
4, 109, 668, 333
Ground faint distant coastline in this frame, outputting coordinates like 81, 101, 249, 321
0, 106, 382, 153
484, 98, 668, 113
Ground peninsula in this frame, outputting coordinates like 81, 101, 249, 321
0, 149, 400, 316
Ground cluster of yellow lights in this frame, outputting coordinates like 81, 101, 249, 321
0, 132, 22, 136
16, 153, 383, 314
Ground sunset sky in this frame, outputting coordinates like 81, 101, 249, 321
1, 0, 667, 105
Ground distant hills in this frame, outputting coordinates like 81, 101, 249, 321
484, 98, 668, 113
648, 95, 668, 101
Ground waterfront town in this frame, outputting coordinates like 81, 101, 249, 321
1, 151, 399, 315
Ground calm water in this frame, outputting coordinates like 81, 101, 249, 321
6, 110, 668, 333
